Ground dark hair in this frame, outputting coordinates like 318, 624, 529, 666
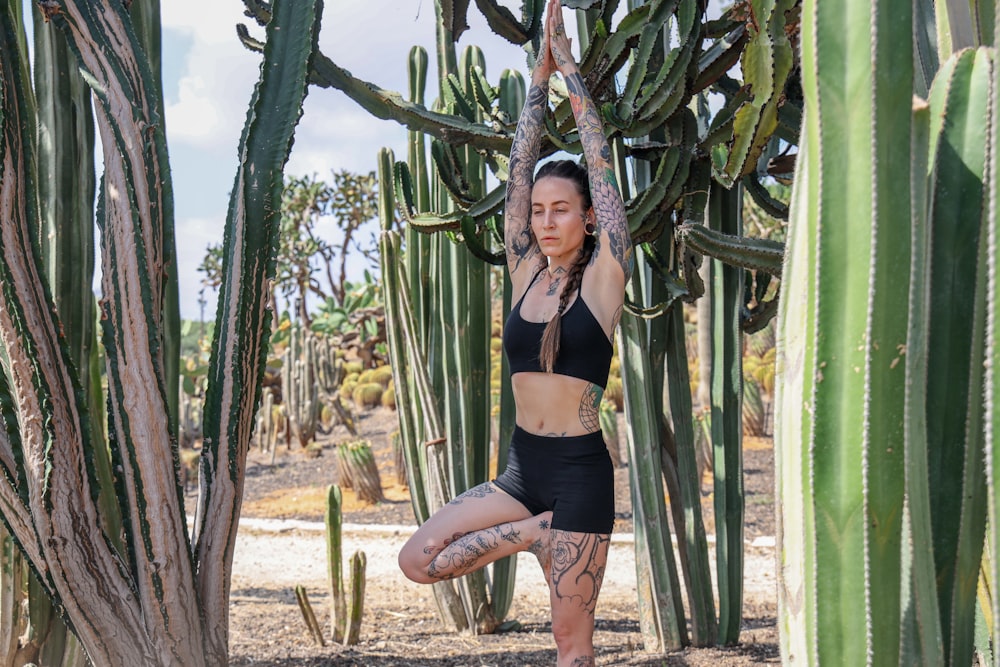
533, 160, 596, 374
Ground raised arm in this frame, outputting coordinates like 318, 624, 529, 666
547, 1, 633, 283
504, 30, 554, 286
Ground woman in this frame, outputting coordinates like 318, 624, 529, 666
398, 1, 632, 664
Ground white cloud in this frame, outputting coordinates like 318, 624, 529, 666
172, 217, 227, 321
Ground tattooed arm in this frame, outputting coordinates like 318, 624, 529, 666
504, 31, 554, 289
547, 2, 633, 285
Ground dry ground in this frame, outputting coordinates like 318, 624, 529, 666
202, 407, 779, 666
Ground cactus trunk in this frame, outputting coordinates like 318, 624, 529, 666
0, 0, 321, 663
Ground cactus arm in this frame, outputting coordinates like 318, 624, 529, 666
469, 66, 498, 113
346, 551, 367, 645
675, 223, 785, 277
326, 485, 346, 642
618, 283, 687, 650
742, 172, 789, 220
432, 140, 476, 207
986, 18, 1000, 661
444, 73, 479, 122
308, 52, 514, 154
615, 0, 676, 122
635, 0, 698, 122
578, 19, 610, 76
378, 150, 432, 523
461, 216, 506, 265
440, 0, 472, 39
693, 25, 748, 94
912, 0, 940, 97
44, 1, 208, 657
777, 0, 917, 663
194, 0, 321, 661
718, 0, 797, 187
473, 0, 540, 44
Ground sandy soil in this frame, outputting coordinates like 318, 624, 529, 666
207, 407, 780, 666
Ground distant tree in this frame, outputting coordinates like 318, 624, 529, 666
199, 170, 384, 325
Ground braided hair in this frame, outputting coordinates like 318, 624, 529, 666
534, 160, 596, 374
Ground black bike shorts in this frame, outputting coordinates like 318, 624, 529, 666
493, 425, 614, 534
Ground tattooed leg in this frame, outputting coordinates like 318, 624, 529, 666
546, 530, 611, 667
398, 482, 544, 584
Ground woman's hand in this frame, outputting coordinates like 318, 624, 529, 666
531, 1, 556, 84
546, 0, 578, 76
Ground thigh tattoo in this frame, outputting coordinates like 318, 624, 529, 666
550, 532, 610, 614
447, 482, 496, 506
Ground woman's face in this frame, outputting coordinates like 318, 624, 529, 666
530, 176, 591, 261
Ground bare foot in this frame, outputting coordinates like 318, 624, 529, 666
527, 511, 553, 584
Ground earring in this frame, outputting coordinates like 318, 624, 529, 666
585, 220, 596, 236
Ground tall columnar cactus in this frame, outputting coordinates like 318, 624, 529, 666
775, 0, 1000, 662
0, 1, 320, 664
376, 26, 519, 631
282, 326, 321, 448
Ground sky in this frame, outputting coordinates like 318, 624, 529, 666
160, 1, 536, 320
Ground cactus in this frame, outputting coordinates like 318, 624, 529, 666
774, 0, 1000, 661
293, 585, 326, 646
325, 485, 367, 645
0, 0, 321, 663
599, 399, 621, 467
336, 440, 385, 505
281, 326, 321, 448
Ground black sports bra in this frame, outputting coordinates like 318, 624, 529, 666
502, 269, 613, 389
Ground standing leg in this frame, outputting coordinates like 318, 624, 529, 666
547, 530, 611, 667
398, 482, 551, 584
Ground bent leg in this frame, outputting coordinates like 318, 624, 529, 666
547, 530, 611, 667
398, 482, 551, 584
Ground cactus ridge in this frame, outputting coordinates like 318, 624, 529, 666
676, 222, 785, 277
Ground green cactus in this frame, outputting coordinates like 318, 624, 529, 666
336, 440, 384, 505
282, 326, 321, 447
775, 1, 1000, 663
599, 399, 620, 467
325, 484, 367, 645
293, 585, 326, 646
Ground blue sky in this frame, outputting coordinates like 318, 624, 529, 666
161, 1, 533, 320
